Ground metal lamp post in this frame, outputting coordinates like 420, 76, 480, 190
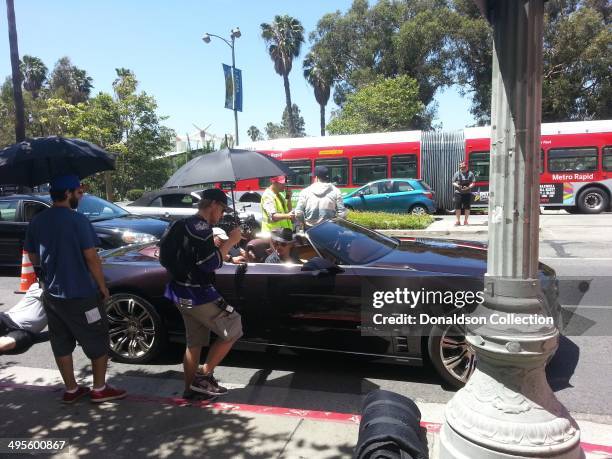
440, 1, 582, 458
202, 27, 241, 146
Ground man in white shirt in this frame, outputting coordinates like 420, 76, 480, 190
0, 283, 46, 354
294, 166, 348, 228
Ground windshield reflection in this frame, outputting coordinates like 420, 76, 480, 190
78, 195, 130, 221
307, 219, 397, 265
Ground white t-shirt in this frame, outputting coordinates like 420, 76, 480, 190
5, 283, 46, 333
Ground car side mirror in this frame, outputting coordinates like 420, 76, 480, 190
301, 257, 344, 276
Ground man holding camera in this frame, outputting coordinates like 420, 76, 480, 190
452, 162, 476, 226
161, 188, 243, 399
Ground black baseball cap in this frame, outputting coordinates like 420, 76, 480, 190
201, 188, 229, 210
314, 165, 330, 180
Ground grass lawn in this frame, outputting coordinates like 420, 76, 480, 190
346, 210, 434, 230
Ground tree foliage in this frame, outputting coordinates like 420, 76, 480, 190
326, 75, 425, 134
303, 50, 334, 135
0, 58, 174, 199
265, 104, 306, 139
247, 125, 263, 141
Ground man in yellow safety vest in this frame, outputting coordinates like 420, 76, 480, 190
260, 176, 294, 233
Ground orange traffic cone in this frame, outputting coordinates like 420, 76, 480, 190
15, 250, 36, 294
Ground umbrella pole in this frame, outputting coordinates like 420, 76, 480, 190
230, 182, 238, 226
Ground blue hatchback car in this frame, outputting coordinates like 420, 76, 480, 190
343, 178, 436, 214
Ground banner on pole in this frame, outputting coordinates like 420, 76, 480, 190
233, 67, 242, 112
223, 64, 233, 110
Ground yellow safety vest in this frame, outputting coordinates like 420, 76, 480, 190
261, 188, 293, 232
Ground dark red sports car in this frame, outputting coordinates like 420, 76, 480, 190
101, 218, 559, 388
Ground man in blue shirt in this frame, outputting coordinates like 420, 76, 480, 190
25, 175, 126, 404
163, 188, 243, 399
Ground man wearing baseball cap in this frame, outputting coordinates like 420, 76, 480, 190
294, 165, 347, 228
24, 174, 126, 404
162, 187, 243, 399
260, 175, 294, 233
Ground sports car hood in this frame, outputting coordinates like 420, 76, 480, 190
370, 238, 488, 276
93, 215, 168, 238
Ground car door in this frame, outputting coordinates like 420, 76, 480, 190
0, 198, 27, 266
365, 180, 393, 211
389, 180, 418, 212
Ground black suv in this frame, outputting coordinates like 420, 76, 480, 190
0, 194, 169, 267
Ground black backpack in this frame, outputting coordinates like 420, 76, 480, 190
158, 219, 194, 281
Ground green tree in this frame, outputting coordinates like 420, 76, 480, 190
260, 15, 305, 137
326, 75, 425, 134
20, 55, 47, 99
247, 125, 263, 141
303, 50, 334, 136
265, 104, 306, 139
49, 56, 93, 104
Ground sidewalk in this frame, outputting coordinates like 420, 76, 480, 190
1, 366, 611, 458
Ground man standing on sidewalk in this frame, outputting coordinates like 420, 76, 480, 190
162, 188, 244, 399
452, 162, 475, 226
294, 165, 347, 229
260, 176, 294, 233
25, 175, 126, 404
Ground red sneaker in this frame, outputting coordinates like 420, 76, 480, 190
62, 386, 91, 404
90, 385, 127, 403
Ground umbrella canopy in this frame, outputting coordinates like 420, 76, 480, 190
0, 136, 116, 187
163, 148, 293, 188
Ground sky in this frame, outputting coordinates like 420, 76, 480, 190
0, 0, 475, 146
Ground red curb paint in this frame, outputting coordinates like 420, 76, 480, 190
1, 382, 610, 453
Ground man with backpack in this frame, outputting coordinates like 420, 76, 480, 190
159, 188, 243, 399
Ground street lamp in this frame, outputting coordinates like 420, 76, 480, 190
202, 27, 241, 145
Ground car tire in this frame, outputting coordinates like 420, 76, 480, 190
427, 323, 476, 389
106, 293, 166, 364
576, 187, 609, 214
409, 204, 429, 215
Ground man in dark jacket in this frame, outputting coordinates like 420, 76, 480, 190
163, 188, 243, 398
452, 162, 475, 226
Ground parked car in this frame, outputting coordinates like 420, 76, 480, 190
120, 187, 262, 227
343, 179, 436, 214
101, 218, 559, 388
0, 193, 169, 267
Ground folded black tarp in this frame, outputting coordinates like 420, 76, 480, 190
353, 390, 427, 459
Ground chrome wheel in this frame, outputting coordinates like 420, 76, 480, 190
583, 192, 602, 210
106, 294, 160, 362
410, 205, 428, 215
439, 325, 476, 384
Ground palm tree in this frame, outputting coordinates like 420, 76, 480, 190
247, 125, 262, 142
303, 51, 334, 136
6, 0, 25, 141
20, 55, 48, 99
260, 15, 304, 137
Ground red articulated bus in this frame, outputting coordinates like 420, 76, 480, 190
236, 120, 612, 214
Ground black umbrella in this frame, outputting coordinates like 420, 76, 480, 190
163, 148, 293, 188
0, 136, 116, 187
164, 148, 294, 222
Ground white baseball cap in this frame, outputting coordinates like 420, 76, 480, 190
212, 227, 229, 240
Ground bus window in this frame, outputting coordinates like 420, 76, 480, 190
285, 159, 312, 186
603, 147, 612, 171
548, 147, 598, 172
391, 154, 417, 178
469, 152, 490, 182
258, 159, 312, 188
315, 158, 348, 186
352, 157, 387, 185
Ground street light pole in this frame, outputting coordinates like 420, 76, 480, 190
202, 28, 241, 146
440, 1, 581, 457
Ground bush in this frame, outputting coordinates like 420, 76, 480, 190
347, 210, 433, 230
126, 189, 145, 201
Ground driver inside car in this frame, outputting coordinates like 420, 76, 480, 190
265, 228, 301, 264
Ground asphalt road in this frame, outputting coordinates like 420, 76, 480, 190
1, 211, 611, 424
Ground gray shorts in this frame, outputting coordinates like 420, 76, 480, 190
177, 300, 243, 348
43, 293, 109, 360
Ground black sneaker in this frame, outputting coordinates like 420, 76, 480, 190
182, 388, 216, 401
191, 373, 228, 396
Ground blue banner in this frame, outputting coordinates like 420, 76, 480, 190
223, 64, 233, 110
233, 67, 242, 112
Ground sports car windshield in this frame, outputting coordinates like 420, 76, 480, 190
307, 219, 398, 265
78, 195, 130, 221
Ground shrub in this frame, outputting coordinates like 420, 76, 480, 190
346, 210, 433, 230
126, 189, 145, 202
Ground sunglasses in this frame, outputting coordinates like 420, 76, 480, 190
272, 240, 290, 247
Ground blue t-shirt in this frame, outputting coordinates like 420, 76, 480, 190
24, 207, 100, 299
